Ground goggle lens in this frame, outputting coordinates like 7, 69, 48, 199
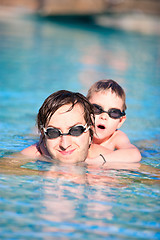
46, 128, 60, 139
68, 125, 86, 136
93, 104, 125, 119
44, 124, 89, 139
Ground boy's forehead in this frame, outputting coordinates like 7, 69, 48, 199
92, 89, 121, 98
90, 90, 124, 108
90, 88, 111, 97
90, 89, 114, 99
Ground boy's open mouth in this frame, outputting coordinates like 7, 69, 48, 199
97, 124, 105, 130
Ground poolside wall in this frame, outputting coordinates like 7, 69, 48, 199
0, 0, 160, 16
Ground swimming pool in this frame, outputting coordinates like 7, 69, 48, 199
0, 13, 160, 239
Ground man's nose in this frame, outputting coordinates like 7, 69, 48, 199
59, 135, 72, 150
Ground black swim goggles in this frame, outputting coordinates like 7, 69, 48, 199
43, 124, 90, 139
92, 104, 125, 119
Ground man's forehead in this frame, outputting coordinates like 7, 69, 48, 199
48, 103, 86, 128
51, 104, 86, 122
56, 103, 84, 114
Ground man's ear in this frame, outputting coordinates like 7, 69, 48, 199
89, 136, 92, 148
39, 129, 46, 145
117, 115, 126, 129
41, 128, 45, 137
88, 126, 93, 145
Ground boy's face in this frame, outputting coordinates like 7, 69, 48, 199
43, 103, 91, 164
89, 90, 126, 143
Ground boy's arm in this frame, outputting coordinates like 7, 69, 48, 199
103, 144, 141, 163
86, 131, 141, 165
111, 131, 141, 163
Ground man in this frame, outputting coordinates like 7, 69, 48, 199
21, 90, 110, 164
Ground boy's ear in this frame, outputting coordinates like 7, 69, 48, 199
117, 115, 126, 129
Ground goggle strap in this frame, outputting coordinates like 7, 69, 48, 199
84, 125, 90, 132
43, 127, 47, 134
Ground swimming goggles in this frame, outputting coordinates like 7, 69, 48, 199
92, 104, 125, 119
43, 124, 90, 139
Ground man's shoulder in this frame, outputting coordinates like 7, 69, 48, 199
21, 143, 41, 158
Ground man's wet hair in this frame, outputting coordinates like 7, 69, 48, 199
37, 90, 95, 139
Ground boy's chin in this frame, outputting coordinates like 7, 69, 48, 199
93, 132, 111, 142
93, 135, 105, 143
94, 132, 106, 139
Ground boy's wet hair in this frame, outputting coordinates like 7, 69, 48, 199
87, 79, 127, 111
37, 90, 94, 139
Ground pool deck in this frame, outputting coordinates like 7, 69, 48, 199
0, 5, 160, 35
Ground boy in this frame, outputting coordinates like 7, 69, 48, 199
86, 79, 141, 163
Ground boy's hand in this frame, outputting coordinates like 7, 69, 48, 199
86, 144, 112, 166
85, 155, 106, 166
88, 144, 112, 158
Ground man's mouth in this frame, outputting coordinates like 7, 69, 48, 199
59, 149, 75, 156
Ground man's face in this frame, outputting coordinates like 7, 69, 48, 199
43, 103, 91, 164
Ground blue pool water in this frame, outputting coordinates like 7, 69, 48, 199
0, 13, 160, 239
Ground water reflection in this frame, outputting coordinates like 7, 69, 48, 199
40, 168, 116, 236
